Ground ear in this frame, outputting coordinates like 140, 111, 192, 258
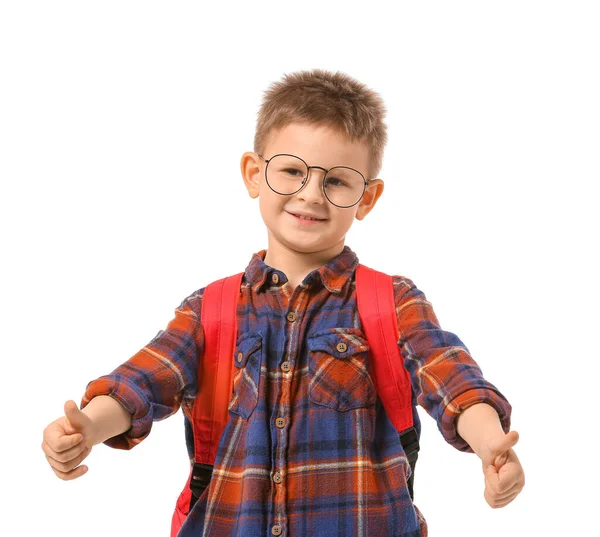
240, 152, 262, 199
355, 179, 384, 220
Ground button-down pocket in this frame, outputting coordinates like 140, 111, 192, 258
228, 333, 262, 420
307, 327, 376, 411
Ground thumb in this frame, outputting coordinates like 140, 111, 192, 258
64, 400, 88, 434
496, 430, 519, 453
491, 430, 519, 469
504, 431, 519, 449
488, 430, 519, 454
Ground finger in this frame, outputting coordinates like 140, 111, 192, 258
494, 444, 520, 469
45, 445, 91, 473
485, 472, 524, 501
484, 484, 521, 508
487, 436, 519, 472
493, 450, 509, 469
495, 455, 524, 493
486, 461, 523, 495
43, 423, 84, 452
45, 446, 91, 474
485, 464, 508, 494
64, 400, 87, 433
51, 432, 84, 453
41, 438, 88, 463
495, 431, 519, 455
485, 463, 499, 484
486, 489, 520, 509
49, 461, 89, 481
495, 479, 524, 501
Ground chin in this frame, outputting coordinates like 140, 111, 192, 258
272, 233, 322, 251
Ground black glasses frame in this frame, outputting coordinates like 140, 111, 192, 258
257, 153, 372, 208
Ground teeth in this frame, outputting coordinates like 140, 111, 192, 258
295, 214, 320, 220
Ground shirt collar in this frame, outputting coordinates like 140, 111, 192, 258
244, 245, 359, 294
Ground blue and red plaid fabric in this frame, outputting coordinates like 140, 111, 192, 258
82, 245, 512, 536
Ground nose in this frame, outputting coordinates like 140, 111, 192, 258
296, 167, 327, 204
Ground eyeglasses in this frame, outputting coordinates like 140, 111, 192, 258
257, 153, 372, 208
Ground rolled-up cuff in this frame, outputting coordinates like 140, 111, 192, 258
81, 377, 153, 450
440, 387, 512, 453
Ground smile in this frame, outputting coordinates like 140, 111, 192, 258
287, 212, 327, 223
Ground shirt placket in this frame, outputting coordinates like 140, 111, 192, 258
270, 283, 309, 537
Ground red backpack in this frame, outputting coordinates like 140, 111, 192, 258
170, 264, 420, 536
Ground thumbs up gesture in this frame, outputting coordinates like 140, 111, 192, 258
42, 400, 94, 480
479, 430, 525, 508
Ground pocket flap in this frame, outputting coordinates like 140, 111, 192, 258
307, 327, 369, 357
234, 333, 262, 368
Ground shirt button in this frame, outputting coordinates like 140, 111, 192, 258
286, 311, 297, 322
272, 273, 279, 284
271, 525, 282, 536
272, 471, 283, 484
336, 342, 348, 353
275, 417, 286, 428
281, 361, 291, 372
236, 352, 244, 363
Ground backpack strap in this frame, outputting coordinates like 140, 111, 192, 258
355, 263, 420, 499
189, 272, 244, 504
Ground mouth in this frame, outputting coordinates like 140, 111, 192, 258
286, 211, 327, 224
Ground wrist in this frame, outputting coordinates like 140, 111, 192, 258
456, 403, 504, 458
82, 395, 132, 446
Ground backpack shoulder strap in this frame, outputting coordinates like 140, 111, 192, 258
171, 272, 244, 527
355, 263, 420, 501
192, 272, 244, 467
355, 263, 413, 432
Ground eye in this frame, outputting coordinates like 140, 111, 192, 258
284, 168, 305, 177
325, 176, 348, 187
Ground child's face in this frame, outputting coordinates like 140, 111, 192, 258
241, 121, 384, 257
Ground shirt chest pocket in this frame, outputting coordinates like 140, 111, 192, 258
228, 333, 263, 420
307, 328, 376, 411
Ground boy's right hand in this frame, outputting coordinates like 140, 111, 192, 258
42, 400, 94, 480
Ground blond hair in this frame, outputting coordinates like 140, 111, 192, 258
254, 69, 388, 178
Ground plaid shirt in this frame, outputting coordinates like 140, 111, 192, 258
82, 245, 512, 537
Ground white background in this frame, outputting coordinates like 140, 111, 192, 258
2, 1, 598, 535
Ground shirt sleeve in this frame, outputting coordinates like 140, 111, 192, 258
80, 288, 205, 450
393, 276, 512, 453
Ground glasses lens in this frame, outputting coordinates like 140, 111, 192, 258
266, 155, 308, 195
324, 167, 365, 207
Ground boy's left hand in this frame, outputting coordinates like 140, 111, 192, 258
478, 430, 525, 508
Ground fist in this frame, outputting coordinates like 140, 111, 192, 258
480, 430, 525, 509
42, 400, 94, 480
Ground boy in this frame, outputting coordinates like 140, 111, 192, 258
42, 69, 524, 536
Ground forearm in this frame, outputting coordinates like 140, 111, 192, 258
456, 402, 504, 458
81, 395, 133, 447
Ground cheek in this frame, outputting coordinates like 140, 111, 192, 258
258, 189, 282, 218
334, 209, 358, 227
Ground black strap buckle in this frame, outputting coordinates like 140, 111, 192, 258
399, 426, 420, 459
190, 463, 213, 505
399, 427, 420, 501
